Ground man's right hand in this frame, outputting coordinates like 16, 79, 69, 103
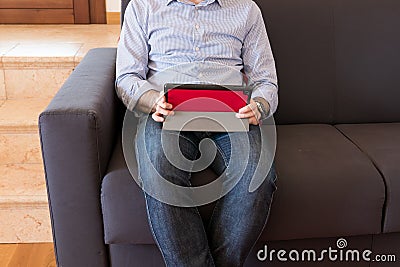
151, 91, 174, 122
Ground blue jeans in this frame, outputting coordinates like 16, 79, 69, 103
135, 115, 277, 267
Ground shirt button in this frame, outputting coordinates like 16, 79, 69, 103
195, 47, 200, 51
195, 24, 200, 29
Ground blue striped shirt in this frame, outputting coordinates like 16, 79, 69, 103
116, 0, 278, 115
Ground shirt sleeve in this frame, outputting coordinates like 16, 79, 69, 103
115, 1, 152, 111
242, 3, 278, 117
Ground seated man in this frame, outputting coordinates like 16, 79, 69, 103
116, 0, 278, 266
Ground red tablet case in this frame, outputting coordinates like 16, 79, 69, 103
167, 89, 249, 112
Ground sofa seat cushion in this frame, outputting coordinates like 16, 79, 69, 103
264, 124, 385, 241
101, 124, 385, 244
336, 123, 400, 233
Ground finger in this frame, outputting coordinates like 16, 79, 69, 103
238, 105, 251, 114
157, 100, 173, 110
152, 112, 164, 122
248, 117, 259, 126
238, 102, 257, 114
235, 111, 256, 119
157, 94, 173, 110
156, 105, 175, 116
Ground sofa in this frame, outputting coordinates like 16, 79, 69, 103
39, 0, 400, 266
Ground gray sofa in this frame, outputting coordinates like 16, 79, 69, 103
39, 0, 400, 266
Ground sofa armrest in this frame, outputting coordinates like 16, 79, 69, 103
39, 48, 119, 267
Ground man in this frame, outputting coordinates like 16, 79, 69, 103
116, 0, 278, 266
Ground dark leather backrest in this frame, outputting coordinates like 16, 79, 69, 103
120, 0, 400, 124
121, 0, 130, 27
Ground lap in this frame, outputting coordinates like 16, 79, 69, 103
135, 115, 264, 177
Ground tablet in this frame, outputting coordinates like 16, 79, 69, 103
162, 83, 251, 132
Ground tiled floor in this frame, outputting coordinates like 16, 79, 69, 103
0, 24, 120, 243
0, 24, 120, 44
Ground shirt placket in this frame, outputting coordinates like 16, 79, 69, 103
192, 6, 204, 61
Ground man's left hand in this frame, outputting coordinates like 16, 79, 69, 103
235, 99, 263, 125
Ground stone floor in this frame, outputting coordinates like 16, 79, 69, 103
0, 24, 120, 243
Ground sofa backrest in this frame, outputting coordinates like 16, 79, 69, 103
120, 0, 400, 124
121, 0, 130, 26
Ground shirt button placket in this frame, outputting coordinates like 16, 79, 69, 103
193, 6, 201, 58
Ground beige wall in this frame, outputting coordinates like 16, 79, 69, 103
106, 0, 121, 12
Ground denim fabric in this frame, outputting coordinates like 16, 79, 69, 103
135, 115, 277, 267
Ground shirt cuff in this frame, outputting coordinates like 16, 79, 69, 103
116, 77, 158, 112
251, 85, 278, 119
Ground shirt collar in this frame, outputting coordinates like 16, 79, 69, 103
166, 0, 224, 7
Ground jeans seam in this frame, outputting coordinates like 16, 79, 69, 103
243, 171, 278, 265
214, 140, 229, 169
193, 207, 216, 267
136, 117, 167, 264
206, 139, 230, 233
134, 123, 144, 186
207, 132, 238, 234
143, 193, 169, 266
